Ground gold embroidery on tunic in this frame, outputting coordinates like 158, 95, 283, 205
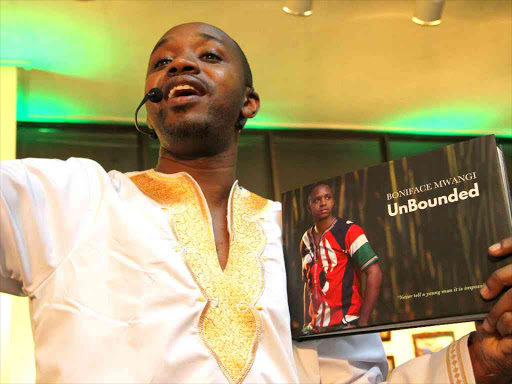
446, 340, 466, 384
456, 339, 469, 384
130, 171, 269, 384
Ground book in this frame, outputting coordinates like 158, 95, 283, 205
281, 135, 512, 340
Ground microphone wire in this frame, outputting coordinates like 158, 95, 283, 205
134, 88, 163, 139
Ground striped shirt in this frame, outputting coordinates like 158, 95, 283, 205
300, 218, 378, 329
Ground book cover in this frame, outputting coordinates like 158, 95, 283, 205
281, 135, 512, 340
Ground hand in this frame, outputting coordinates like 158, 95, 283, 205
470, 237, 512, 384
358, 319, 368, 327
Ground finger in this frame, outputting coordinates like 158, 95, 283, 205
480, 263, 512, 300
488, 237, 512, 257
496, 311, 512, 337
500, 336, 512, 356
482, 288, 512, 333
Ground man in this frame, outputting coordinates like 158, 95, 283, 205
0, 22, 511, 384
300, 183, 382, 333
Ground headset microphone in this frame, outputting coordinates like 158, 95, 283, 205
134, 88, 163, 139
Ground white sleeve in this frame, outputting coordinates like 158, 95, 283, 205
0, 158, 101, 296
387, 334, 476, 384
294, 333, 388, 384
295, 333, 476, 384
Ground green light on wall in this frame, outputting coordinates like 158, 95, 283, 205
379, 104, 510, 137
36, 128, 61, 134
19, 89, 87, 122
246, 111, 289, 130
0, 1, 108, 78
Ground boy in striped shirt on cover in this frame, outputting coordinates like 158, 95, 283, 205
300, 183, 382, 334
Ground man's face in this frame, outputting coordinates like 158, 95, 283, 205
145, 23, 257, 157
308, 184, 334, 222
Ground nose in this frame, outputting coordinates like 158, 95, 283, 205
168, 54, 199, 75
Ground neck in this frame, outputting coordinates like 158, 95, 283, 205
314, 215, 336, 234
155, 145, 237, 207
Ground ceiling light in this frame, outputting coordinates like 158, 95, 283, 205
283, 0, 313, 17
412, 0, 445, 26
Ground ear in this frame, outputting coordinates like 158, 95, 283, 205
240, 87, 260, 124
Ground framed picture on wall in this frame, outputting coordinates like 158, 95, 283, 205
386, 355, 395, 372
380, 331, 391, 342
412, 332, 455, 357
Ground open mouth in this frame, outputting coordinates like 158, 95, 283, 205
168, 84, 200, 99
162, 77, 207, 108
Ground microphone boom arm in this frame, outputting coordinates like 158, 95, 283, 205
134, 88, 163, 140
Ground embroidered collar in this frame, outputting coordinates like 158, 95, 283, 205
130, 170, 270, 384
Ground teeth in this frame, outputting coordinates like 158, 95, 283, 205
169, 84, 197, 98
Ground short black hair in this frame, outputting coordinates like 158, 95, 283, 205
155, 23, 253, 89
231, 38, 253, 89
229, 36, 254, 130
307, 183, 333, 205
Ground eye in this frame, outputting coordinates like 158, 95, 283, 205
154, 58, 172, 69
201, 52, 221, 62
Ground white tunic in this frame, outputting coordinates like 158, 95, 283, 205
0, 158, 476, 384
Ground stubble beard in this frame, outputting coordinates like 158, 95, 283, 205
157, 103, 237, 157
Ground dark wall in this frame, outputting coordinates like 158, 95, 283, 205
16, 123, 512, 201
16, 125, 140, 173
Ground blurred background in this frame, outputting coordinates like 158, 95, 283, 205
1, 0, 511, 381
